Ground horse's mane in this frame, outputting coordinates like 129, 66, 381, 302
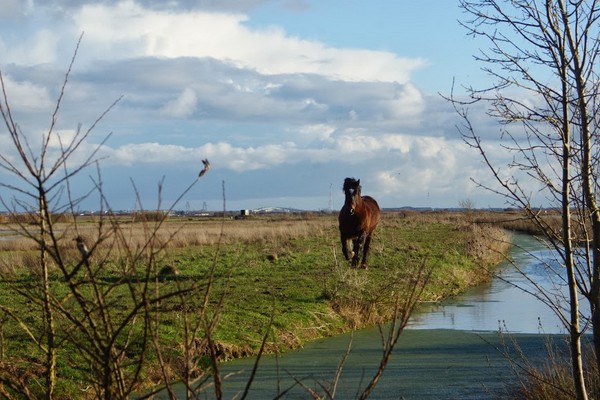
343, 177, 360, 193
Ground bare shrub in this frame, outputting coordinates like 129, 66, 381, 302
502, 338, 599, 400
462, 223, 511, 268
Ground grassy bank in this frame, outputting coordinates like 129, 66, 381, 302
0, 210, 511, 397
102, 211, 510, 354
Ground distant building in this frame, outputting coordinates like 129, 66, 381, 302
235, 209, 251, 220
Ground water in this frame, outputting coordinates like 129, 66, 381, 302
186, 329, 547, 400
168, 233, 588, 399
408, 233, 590, 334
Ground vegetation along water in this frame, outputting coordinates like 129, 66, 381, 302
0, 209, 519, 398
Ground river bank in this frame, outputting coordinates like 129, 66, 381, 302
194, 211, 512, 359
0, 210, 513, 397
180, 232, 573, 399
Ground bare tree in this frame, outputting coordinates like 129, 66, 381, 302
0, 34, 113, 399
450, 1, 600, 398
0, 36, 218, 399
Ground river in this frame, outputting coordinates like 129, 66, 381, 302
170, 233, 590, 399
408, 233, 584, 334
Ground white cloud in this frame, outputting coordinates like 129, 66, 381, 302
0, 1, 528, 210
293, 123, 336, 144
71, 1, 424, 83
1, 75, 54, 110
110, 142, 194, 166
380, 135, 411, 154
384, 83, 425, 119
162, 88, 198, 118
100, 130, 462, 179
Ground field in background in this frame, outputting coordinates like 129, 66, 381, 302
0, 208, 533, 251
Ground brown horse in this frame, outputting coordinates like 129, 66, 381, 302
338, 177, 381, 268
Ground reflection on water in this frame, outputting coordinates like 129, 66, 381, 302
408, 233, 591, 334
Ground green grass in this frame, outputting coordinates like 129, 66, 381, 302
0, 212, 510, 397
154, 214, 509, 354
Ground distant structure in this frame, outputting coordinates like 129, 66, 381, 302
236, 209, 251, 220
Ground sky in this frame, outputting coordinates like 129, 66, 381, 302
0, 0, 528, 212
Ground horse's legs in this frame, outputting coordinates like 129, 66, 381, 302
341, 236, 353, 261
352, 233, 366, 268
361, 234, 373, 268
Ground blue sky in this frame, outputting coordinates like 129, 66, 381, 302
0, 0, 521, 212
245, 1, 486, 93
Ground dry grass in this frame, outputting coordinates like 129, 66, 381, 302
0, 218, 334, 276
0, 210, 516, 269
167, 217, 333, 247
506, 341, 599, 399
0, 214, 336, 258
462, 223, 511, 267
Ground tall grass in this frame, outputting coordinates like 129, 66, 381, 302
502, 337, 599, 399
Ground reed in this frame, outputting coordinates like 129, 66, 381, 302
504, 339, 599, 399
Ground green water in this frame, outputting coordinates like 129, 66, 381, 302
199, 328, 553, 399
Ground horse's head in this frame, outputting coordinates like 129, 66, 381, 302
343, 177, 361, 214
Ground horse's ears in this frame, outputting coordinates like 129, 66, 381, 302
357, 179, 360, 185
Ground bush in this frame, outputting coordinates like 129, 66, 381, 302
505, 339, 599, 399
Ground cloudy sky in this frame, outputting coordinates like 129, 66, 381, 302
0, 0, 521, 212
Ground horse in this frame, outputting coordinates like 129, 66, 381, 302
338, 177, 381, 268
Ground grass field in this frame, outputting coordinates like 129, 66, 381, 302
0, 210, 512, 397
